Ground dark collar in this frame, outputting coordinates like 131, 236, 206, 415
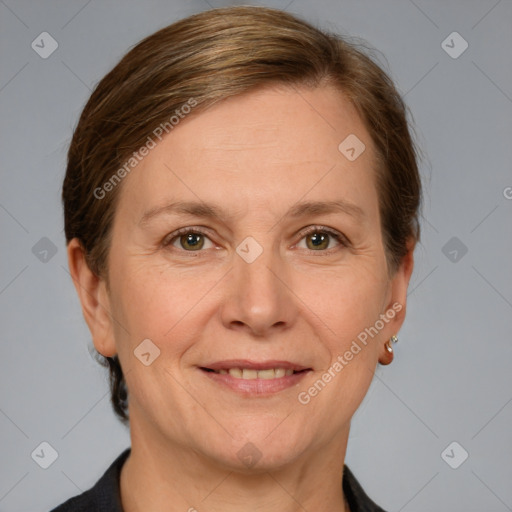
342, 465, 388, 512
51, 449, 387, 511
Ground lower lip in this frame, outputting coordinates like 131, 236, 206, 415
200, 368, 311, 395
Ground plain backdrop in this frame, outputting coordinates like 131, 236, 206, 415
1, 1, 511, 511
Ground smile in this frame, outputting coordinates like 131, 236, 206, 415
206, 368, 294, 380
204, 367, 304, 379
199, 360, 312, 395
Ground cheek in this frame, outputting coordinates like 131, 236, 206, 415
295, 264, 388, 339
108, 259, 220, 353
294, 270, 384, 421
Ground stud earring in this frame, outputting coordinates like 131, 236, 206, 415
385, 335, 398, 353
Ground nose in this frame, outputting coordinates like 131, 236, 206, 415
219, 244, 298, 338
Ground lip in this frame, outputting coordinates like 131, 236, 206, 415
199, 360, 312, 396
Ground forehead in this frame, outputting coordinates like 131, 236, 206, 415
115, 84, 379, 224
169, 85, 371, 166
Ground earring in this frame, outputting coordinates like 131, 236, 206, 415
385, 335, 398, 353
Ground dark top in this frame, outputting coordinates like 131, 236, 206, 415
50, 449, 387, 511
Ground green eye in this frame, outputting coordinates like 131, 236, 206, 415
305, 232, 331, 250
164, 228, 213, 251
179, 233, 205, 251
164, 226, 347, 254
298, 227, 346, 252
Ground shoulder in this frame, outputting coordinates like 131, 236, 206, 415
49, 448, 131, 512
343, 465, 388, 512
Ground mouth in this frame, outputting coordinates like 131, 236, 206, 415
201, 367, 308, 379
199, 360, 312, 395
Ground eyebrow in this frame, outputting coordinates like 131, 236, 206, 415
138, 199, 365, 226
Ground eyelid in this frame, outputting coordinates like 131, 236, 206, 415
162, 225, 350, 252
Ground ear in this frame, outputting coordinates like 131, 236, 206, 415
378, 239, 415, 365
67, 238, 117, 358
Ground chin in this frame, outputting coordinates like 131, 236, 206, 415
200, 423, 311, 473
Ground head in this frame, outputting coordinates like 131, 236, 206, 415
64, 6, 420, 469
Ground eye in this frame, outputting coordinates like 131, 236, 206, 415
296, 226, 348, 252
163, 228, 214, 251
162, 226, 348, 254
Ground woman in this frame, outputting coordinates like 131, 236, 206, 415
52, 5, 420, 511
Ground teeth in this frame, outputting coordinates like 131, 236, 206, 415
242, 369, 258, 379
257, 369, 276, 380
218, 368, 296, 379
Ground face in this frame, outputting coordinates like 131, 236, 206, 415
79, 84, 412, 471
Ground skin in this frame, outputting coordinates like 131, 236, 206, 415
68, 84, 414, 512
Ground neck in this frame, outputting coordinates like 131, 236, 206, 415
120, 418, 351, 512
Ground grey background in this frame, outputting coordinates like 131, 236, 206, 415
1, 0, 511, 510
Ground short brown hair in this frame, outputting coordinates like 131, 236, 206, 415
63, 6, 422, 425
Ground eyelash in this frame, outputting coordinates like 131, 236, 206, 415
162, 225, 349, 255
